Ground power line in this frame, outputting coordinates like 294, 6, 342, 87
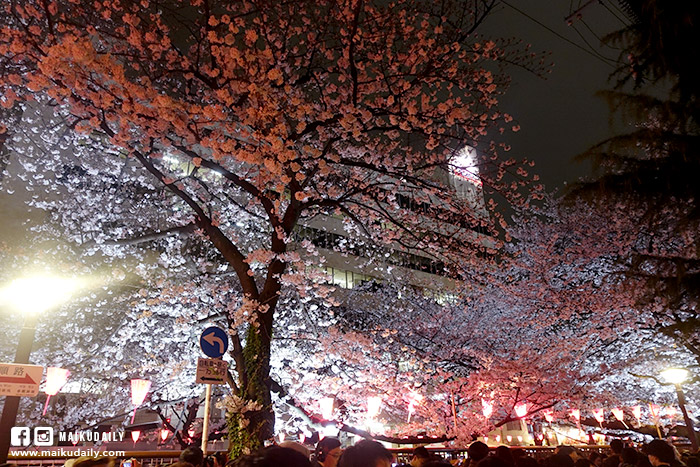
500, 0, 616, 69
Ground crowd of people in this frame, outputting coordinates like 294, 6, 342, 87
172, 438, 700, 467
5, 437, 697, 467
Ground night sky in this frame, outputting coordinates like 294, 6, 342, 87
482, 0, 629, 193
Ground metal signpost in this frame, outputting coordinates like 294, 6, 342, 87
198, 327, 229, 455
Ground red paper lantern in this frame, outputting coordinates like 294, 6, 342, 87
570, 409, 580, 421
593, 408, 605, 423
515, 402, 528, 419
43, 367, 70, 416
631, 405, 642, 423
130, 379, 151, 423
160, 429, 169, 442
131, 431, 140, 443
649, 403, 660, 419
543, 409, 554, 423
611, 408, 624, 422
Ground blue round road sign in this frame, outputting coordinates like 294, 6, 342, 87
200, 326, 229, 358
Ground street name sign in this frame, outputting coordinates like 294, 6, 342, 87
199, 327, 229, 358
0, 363, 43, 397
196, 358, 228, 385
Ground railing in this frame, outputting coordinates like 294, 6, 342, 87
390, 446, 610, 464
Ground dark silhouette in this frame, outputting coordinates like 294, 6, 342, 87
180, 447, 205, 467
229, 446, 312, 467
337, 440, 393, 467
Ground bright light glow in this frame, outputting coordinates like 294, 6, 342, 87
319, 397, 334, 420
0, 275, 83, 314
665, 406, 677, 418
130, 379, 151, 423
278, 432, 286, 442
484, 436, 489, 444
367, 396, 382, 418
570, 409, 580, 421
188, 428, 196, 438
160, 429, 169, 441
451, 146, 482, 186
45, 367, 70, 396
517, 436, 523, 443
611, 408, 624, 422
631, 405, 642, 422
514, 402, 528, 418
593, 408, 605, 424
482, 399, 493, 418
648, 403, 660, 419
366, 420, 385, 435
661, 368, 689, 385
131, 379, 151, 406
42, 367, 70, 416
407, 390, 423, 423
543, 409, 554, 423
495, 435, 501, 443
131, 431, 140, 443
506, 435, 512, 443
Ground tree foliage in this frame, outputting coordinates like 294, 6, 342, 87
0, 0, 550, 452
568, 0, 700, 368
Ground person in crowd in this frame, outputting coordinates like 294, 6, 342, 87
229, 446, 311, 467
337, 439, 394, 467
637, 452, 653, 467
603, 455, 621, 467
312, 437, 342, 467
575, 458, 593, 467
620, 448, 638, 467
180, 446, 205, 467
556, 446, 582, 463
73, 457, 114, 467
609, 440, 624, 466
495, 446, 515, 467
467, 441, 491, 467
423, 459, 453, 467
681, 454, 700, 467
516, 456, 539, 467
511, 449, 526, 466
280, 441, 311, 459
478, 457, 509, 467
643, 440, 675, 467
547, 453, 575, 467
214, 452, 228, 467
412, 447, 432, 467
589, 452, 606, 467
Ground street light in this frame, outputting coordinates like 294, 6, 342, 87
661, 367, 698, 452
0, 274, 83, 463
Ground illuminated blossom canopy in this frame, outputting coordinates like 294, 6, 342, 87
0, 0, 583, 452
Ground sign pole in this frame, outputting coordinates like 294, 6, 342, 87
0, 314, 39, 464
197, 326, 229, 456
201, 383, 212, 455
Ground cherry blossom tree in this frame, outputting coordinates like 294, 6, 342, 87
568, 1, 700, 369
0, 0, 550, 453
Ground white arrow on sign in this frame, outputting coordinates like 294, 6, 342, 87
203, 331, 226, 354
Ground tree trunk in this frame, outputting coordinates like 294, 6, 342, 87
227, 323, 275, 457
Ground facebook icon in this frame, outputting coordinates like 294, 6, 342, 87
10, 427, 30, 446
